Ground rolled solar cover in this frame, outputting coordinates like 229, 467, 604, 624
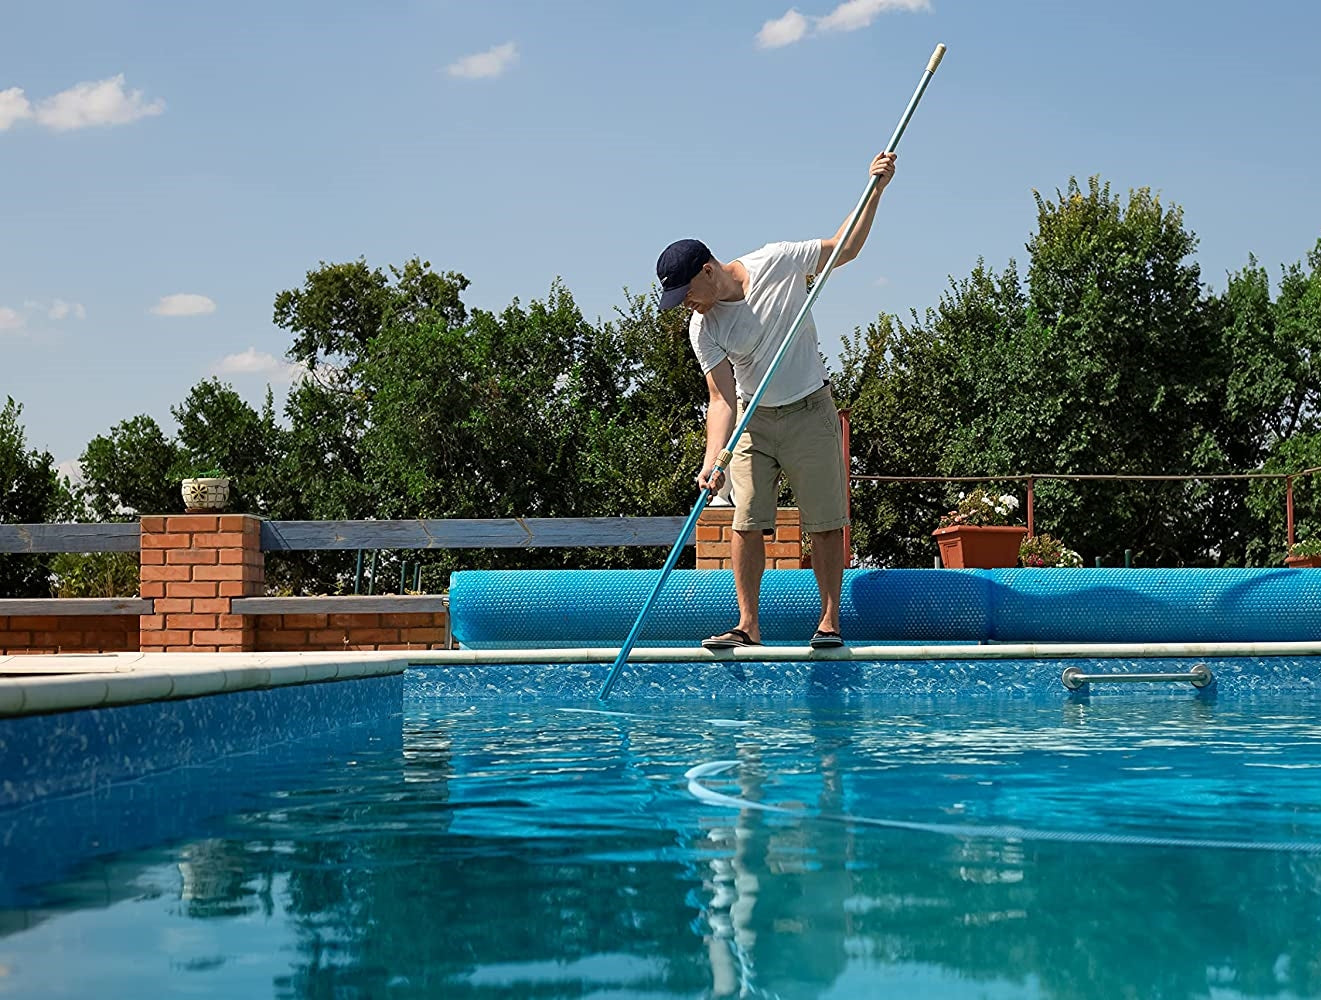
986, 567, 1321, 643
449, 568, 990, 648
448, 567, 1321, 649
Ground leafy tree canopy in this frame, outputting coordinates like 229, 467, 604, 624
839, 178, 1321, 567
10, 182, 1321, 592
1, 397, 75, 595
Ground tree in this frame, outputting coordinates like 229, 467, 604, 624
0, 398, 75, 596
838, 258, 1048, 566
275, 257, 469, 372
1013, 179, 1228, 564
358, 283, 708, 575
78, 414, 182, 519
266, 258, 474, 592
172, 379, 286, 515
840, 178, 1254, 567
1241, 240, 1321, 561
271, 258, 471, 521
580, 290, 708, 520
263, 255, 715, 592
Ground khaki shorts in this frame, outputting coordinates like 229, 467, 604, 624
730, 383, 849, 534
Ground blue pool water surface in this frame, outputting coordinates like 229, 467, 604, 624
3, 690, 1321, 998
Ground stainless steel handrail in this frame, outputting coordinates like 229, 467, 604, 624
441, 593, 454, 650
1061, 663, 1213, 691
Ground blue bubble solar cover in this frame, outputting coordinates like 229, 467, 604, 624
448, 567, 1321, 648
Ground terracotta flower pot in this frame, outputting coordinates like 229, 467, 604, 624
1285, 553, 1321, 568
933, 525, 1029, 569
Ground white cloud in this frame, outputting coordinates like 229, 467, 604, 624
446, 42, 518, 80
757, 10, 811, 48
33, 74, 165, 131
48, 299, 86, 320
818, 0, 930, 32
0, 87, 32, 131
213, 348, 301, 383
57, 459, 83, 485
151, 293, 216, 317
757, 0, 929, 47
0, 306, 24, 331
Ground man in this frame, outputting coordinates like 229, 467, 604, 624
655, 150, 896, 650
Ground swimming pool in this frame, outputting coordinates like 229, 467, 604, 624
3, 684, 1320, 998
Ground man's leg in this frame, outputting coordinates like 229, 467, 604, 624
779, 385, 849, 638
809, 527, 845, 634
731, 528, 765, 642
724, 402, 776, 646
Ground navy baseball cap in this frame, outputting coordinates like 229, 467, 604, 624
656, 239, 712, 310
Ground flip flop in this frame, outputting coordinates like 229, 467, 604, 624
702, 628, 758, 650
810, 629, 845, 649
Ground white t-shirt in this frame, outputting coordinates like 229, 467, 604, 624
688, 239, 828, 407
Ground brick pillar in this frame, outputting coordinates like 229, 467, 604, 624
696, 507, 804, 569
139, 515, 264, 652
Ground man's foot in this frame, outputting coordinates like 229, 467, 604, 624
809, 629, 845, 649
702, 628, 759, 650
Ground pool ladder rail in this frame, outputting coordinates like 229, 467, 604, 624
1062, 662, 1214, 691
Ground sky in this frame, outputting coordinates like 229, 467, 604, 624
3, 0, 1320, 477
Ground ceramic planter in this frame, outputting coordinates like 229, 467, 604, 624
181, 477, 231, 514
933, 525, 1029, 569
1285, 553, 1321, 568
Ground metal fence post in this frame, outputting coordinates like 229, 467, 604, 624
1287, 475, 1296, 548
1026, 476, 1035, 537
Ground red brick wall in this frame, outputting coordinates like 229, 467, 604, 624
696, 508, 805, 570
256, 612, 450, 651
139, 514, 264, 652
0, 615, 138, 654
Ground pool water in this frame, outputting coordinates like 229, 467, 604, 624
3, 693, 1321, 999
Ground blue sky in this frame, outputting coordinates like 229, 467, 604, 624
3, 0, 1319, 475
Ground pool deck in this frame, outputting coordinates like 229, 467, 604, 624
4, 640, 1321, 716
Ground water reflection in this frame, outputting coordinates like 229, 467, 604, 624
3, 697, 1321, 999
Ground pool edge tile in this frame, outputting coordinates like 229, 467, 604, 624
17, 676, 111, 714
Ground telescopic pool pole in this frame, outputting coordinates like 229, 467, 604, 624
598, 43, 947, 701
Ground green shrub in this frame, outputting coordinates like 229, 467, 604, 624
1019, 533, 1083, 568
50, 552, 141, 598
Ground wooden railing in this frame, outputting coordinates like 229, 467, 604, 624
258, 517, 692, 551
0, 517, 694, 555
0, 515, 705, 655
0, 523, 140, 553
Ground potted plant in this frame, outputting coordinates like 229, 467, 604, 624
932, 488, 1027, 569
181, 468, 232, 513
1019, 533, 1084, 568
1285, 538, 1321, 568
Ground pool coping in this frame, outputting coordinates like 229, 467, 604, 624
403, 640, 1321, 663
0, 652, 410, 717
5, 640, 1321, 717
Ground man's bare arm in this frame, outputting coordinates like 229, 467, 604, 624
816, 151, 897, 272
698, 360, 738, 493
